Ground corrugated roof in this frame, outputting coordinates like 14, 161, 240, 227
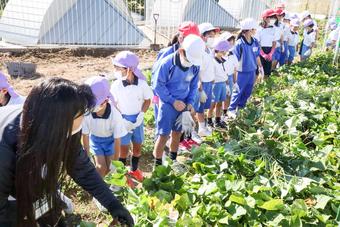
0, 0, 147, 46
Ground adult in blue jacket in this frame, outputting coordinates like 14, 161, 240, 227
152, 34, 205, 166
0, 78, 133, 226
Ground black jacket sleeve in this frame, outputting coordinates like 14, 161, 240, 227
0, 105, 22, 225
68, 147, 124, 213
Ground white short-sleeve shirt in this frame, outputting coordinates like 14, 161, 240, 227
224, 54, 238, 76
213, 58, 227, 83
82, 103, 127, 138
283, 24, 291, 41
257, 26, 276, 47
111, 77, 153, 116
199, 49, 216, 82
274, 23, 284, 47
287, 31, 300, 46
303, 30, 316, 47
7, 95, 26, 106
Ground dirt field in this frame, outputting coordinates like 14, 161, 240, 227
0, 48, 157, 95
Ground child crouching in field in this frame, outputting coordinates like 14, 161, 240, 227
111, 51, 153, 183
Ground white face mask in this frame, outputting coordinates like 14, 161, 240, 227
114, 71, 123, 80
206, 37, 215, 48
180, 55, 193, 68
269, 19, 276, 26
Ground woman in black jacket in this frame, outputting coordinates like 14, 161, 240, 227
0, 78, 134, 226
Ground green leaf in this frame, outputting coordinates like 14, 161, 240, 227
111, 160, 125, 169
218, 216, 229, 224
290, 215, 302, 227
314, 194, 332, 209
106, 175, 126, 187
153, 190, 173, 203
174, 193, 191, 211
258, 199, 284, 211
232, 205, 247, 220
220, 161, 229, 171
267, 214, 286, 226
229, 194, 246, 206
79, 221, 96, 227
291, 199, 307, 218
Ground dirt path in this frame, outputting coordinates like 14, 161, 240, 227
0, 49, 157, 95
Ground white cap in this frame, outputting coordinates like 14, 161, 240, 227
301, 11, 310, 20
182, 34, 205, 66
219, 31, 234, 41
240, 18, 258, 30
198, 23, 220, 35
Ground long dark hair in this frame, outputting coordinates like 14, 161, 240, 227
16, 78, 95, 226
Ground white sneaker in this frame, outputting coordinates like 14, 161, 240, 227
59, 191, 74, 214
191, 131, 202, 144
93, 198, 107, 212
198, 127, 212, 137
227, 110, 237, 119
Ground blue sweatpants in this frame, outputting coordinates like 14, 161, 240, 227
228, 75, 234, 95
287, 45, 296, 62
228, 71, 256, 111
279, 41, 288, 66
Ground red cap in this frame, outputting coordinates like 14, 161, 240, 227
275, 8, 285, 16
262, 9, 277, 18
178, 21, 200, 37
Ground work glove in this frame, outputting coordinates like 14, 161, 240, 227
134, 112, 144, 127
123, 119, 135, 133
258, 66, 264, 82
233, 83, 240, 93
175, 111, 195, 136
260, 49, 268, 60
226, 84, 231, 96
109, 202, 135, 227
199, 90, 208, 103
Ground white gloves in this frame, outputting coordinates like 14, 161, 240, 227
304, 49, 312, 57
258, 66, 264, 81
58, 190, 74, 214
175, 111, 195, 136
233, 83, 240, 93
199, 90, 208, 103
134, 112, 144, 127
226, 85, 231, 96
123, 119, 135, 132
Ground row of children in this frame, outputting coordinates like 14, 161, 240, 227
1, 7, 337, 216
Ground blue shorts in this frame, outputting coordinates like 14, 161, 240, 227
228, 75, 234, 95
157, 102, 182, 136
288, 45, 296, 62
212, 82, 227, 103
273, 47, 281, 61
90, 134, 115, 156
121, 114, 144, 145
195, 81, 213, 113
300, 44, 311, 60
